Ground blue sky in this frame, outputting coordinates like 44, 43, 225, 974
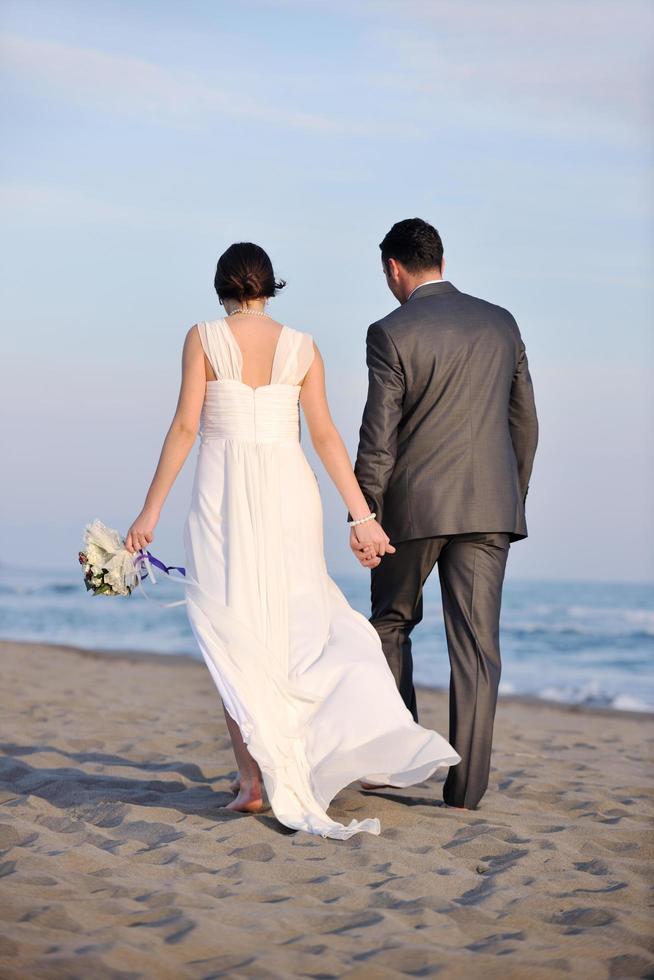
2, 0, 653, 581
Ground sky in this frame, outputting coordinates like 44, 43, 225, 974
1, 0, 653, 583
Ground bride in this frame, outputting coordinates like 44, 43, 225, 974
125, 241, 460, 839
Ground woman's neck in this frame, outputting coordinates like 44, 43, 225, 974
224, 298, 267, 315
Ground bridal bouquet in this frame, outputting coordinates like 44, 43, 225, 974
78, 519, 186, 601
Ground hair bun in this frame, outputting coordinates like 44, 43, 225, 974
214, 242, 286, 304
241, 273, 260, 299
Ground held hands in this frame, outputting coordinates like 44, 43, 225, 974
349, 518, 396, 569
125, 509, 159, 554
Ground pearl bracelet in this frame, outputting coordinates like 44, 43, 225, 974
348, 512, 376, 527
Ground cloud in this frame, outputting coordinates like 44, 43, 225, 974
3, 2, 651, 150
364, 0, 653, 143
259, 0, 653, 145
0, 30, 375, 136
0, 181, 199, 227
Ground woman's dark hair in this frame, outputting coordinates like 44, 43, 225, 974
379, 218, 444, 273
214, 242, 286, 302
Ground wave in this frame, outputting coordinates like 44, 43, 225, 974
0, 582, 78, 597
537, 682, 652, 713
499, 678, 651, 712
502, 623, 654, 641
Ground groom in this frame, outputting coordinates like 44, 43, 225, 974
350, 217, 538, 810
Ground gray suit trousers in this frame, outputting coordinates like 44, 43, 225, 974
370, 531, 510, 809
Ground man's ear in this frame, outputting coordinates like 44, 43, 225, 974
440, 256, 446, 277
387, 257, 400, 281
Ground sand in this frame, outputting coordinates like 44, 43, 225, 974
0, 638, 652, 979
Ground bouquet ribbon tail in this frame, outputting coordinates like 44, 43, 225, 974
129, 549, 187, 608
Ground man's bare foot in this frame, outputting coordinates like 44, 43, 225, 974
222, 783, 263, 813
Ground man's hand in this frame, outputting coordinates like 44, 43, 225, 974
349, 523, 396, 568
350, 527, 380, 567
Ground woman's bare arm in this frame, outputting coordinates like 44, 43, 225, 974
124, 325, 206, 553
299, 342, 395, 563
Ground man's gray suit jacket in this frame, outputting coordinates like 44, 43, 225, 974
354, 281, 539, 543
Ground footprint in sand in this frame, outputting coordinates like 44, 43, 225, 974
574, 858, 610, 875
229, 842, 275, 862
549, 907, 616, 931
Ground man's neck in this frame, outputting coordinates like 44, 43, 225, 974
406, 276, 447, 302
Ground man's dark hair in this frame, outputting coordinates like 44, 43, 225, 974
379, 218, 444, 273
214, 242, 286, 302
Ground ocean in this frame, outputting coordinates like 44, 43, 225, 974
1, 561, 652, 713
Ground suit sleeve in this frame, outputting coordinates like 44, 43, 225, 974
351, 323, 405, 523
507, 317, 539, 501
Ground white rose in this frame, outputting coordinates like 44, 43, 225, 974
85, 542, 109, 568
84, 520, 124, 557
104, 550, 137, 595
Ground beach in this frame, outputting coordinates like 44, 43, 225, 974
0, 638, 652, 979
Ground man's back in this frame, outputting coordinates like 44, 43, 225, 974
354, 280, 538, 543
354, 217, 539, 811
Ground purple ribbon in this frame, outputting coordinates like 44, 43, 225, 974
136, 549, 186, 579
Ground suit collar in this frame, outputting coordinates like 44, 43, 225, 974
406, 280, 458, 302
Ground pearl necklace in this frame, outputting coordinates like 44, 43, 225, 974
228, 307, 271, 317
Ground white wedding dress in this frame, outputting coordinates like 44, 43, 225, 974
182, 317, 460, 839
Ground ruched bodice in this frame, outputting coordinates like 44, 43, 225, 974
200, 381, 302, 444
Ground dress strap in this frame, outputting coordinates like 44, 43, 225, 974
295, 332, 315, 384
271, 328, 315, 386
196, 319, 243, 382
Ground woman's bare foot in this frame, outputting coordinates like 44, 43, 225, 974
220, 703, 263, 808
223, 781, 263, 813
